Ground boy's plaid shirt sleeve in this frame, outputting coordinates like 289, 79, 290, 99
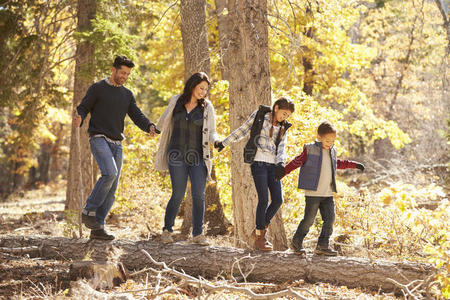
275, 130, 288, 164
222, 110, 257, 146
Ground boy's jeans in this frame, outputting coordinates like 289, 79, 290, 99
251, 161, 283, 230
84, 137, 123, 225
293, 196, 335, 246
163, 158, 207, 237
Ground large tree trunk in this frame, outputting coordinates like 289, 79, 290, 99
215, 0, 231, 80
218, 0, 287, 250
0, 235, 435, 293
179, 0, 230, 236
180, 0, 211, 80
65, 0, 97, 234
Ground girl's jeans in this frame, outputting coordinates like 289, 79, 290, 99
251, 161, 283, 230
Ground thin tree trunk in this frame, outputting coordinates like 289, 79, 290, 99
49, 123, 65, 181
215, 0, 231, 80
0, 235, 435, 293
65, 0, 97, 235
219, 0, 287, 250
179, 0, 230, 236
38, 141, 52, 183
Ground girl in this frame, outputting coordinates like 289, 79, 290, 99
154, 72, 219, 245
215, 97, 295, 251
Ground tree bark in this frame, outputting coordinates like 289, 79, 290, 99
0, 235, 434, 292
180, 0, 211, 80
215, 0, 231, 80
302, 7, 316, 96
65, 0, 97, 228
179, 0, 230, 236
217, 0, 287, 250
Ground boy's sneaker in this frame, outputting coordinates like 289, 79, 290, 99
291, 238, 306, 256
192, 234, 209, 246
90, 229, 115, 240
82, 211, 101, 230
314, 244, 338, 256
161, 229, 174, 244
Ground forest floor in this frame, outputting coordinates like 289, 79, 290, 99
0, 180, 438, 299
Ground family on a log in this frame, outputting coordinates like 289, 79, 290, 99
73, 55, 365, 256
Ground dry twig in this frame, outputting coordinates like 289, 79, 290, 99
136, 249, 312, 299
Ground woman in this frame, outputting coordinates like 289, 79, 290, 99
215, 97, 295, 251
154, 72, 219, 245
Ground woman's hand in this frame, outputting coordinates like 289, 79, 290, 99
214, 141, 224, 152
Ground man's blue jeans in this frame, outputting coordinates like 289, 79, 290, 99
293, 196, 335, 246
84, 137, 123, 225
251, 161, 283, 230
163, 159, 207, 237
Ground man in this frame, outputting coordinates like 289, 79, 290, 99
73, 55, 157, 240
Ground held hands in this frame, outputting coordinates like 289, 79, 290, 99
149, 125, 157, 137
355, 163, 365, 172
214, 141, 225, 152
149, 124, 161, 137
275, 163, 285, 181
73, 114, 82, 128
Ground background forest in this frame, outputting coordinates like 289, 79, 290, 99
0, 0, 448, 299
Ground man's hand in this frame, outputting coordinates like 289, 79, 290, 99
73, 114, 82, 128
149, 124, 161, 137
355, 163, 365, 172
149, 125, 157, 137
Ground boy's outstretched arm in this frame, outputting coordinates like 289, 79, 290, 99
337, 159, 365, 171
283, 146, 308, 178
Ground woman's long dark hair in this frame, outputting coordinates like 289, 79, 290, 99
178, 72, 211, 107
269, 96, 295, 138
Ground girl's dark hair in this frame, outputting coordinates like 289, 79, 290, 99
113, 55, 135, 69
269, 96, 295, 138
179, 72, 211, 107
317, 121, 337, 135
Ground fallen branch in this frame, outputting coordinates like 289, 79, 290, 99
0, 235, 435, 292
140, 249, 310, 299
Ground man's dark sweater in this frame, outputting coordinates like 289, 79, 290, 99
77, 79, 153, 141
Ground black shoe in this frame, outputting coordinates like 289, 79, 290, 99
82, 212, 101, 230
90, 229, 115, 240
314, 244, 338, 256
291, 238, 306, 256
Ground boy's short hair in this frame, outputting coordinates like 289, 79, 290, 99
317, 121, 337, 135
113, 55, 135, 69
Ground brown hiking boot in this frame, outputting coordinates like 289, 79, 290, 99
314, 244, 338, 256
90, 228, 115, 240
264, 225, 273, 248
291, 238, 306, 256
82, 210, 101, 230
161, 229, 174, 244
254, 229, 272, 251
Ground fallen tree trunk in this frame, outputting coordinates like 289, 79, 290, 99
0, 235, 434, 292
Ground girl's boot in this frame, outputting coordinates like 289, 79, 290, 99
254, 229, 273, 251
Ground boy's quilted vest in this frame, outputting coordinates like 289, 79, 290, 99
298, 141, 338, 192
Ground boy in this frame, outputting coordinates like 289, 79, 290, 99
278, 121, 364, 256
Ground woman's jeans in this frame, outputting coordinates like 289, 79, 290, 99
84, 137, 123, 225
163, 159, 207, 237
251, 161, 283, 230
293, 196, 336, 246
